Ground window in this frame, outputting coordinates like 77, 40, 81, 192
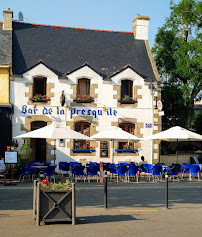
74, 122, 90, 149
77, 79, 90, 96
119, 123, 135, 149
120, 80, 133, 102
33, 77, 47, 97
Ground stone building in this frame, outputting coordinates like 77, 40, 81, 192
0, 9, 13, 157
0, 9, 161, 165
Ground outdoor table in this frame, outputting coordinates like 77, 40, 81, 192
31, 166, 48, 179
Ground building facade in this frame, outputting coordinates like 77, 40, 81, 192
1, 10, 162, 165
0, 9, 13, 157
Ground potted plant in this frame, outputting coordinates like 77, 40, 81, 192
18, 141, 32, 167
118, 95, 137, 104
30, 94, 50, 102
74, 94, 94, 103
33, 179, 76, 226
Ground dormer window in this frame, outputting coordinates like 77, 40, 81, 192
33, 77, 47, 96
30, 77, 49, 102
121, 80, 133, 100
119, 79, 136, 104
74, 78, 94, 103
78, 78, 90, 95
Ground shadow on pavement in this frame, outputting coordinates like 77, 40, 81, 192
77, 214, 141, 224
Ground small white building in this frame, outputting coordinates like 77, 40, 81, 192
3, 10, 162, 165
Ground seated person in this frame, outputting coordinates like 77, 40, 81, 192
138, 156, 147, 176
0, 159, 5, 174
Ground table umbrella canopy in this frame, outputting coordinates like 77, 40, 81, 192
90, 126, 141, 142
14, 123, 93, 140
143, 126, 202, 141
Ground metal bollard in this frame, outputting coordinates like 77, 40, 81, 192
165, 173, 168, 209
104, 171, 108, 209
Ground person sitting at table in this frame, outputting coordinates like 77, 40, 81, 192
138, 156, 147, 176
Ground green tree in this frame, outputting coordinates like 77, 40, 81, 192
152, 0, 202, 127
161, 83, 188, 130
18, 141, 32, 166
192, 112, 202, 134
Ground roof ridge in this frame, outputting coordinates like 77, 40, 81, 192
12, 21, 133, 34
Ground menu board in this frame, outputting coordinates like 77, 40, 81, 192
4, 151, 18, 164
100, 141, 109, 158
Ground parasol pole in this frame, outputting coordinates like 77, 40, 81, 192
112, 139, 115, 164
54, 139, 56, 164
176, 139, 178, 163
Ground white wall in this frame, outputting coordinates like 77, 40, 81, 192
11, 64, 156, 164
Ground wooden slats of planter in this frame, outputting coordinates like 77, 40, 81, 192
33, 180, 76, 226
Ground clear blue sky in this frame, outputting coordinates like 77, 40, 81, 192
0, 0, 176, 47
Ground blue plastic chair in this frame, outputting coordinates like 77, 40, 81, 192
59, 162, 70, 177
189, 164, 200, 181
143, 164, 153, 181
109, 163, 117, 181
87, 164, 99, 182
70, 162, 81, 177
181, 164, 191, 178
116, 165, 127, 182
152, 165, 162, 182
73, 165, 86, 183
127, 164, 138, 183
103, 163, 110, 171
44, 164, 57, 183
167, 165, 180, 182
19, 165, 31, 183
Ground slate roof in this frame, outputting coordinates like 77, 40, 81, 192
0, 23, 12, 65
11, 21, 157, 81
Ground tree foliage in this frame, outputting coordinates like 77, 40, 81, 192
161, 83, 188, 130
152, 0, 202, 126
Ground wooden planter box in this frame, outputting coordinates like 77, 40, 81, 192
33, 180, 76, 226
30, 98, 50, 102
118, 99, 137, 104
73, 98, 94, 103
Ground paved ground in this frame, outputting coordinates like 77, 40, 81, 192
0, 177, 202, 237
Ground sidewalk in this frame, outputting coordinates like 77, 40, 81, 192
1, 176, 202, 237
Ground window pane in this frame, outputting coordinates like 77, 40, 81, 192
121, 80, 133, 99
33, 77, 46, 95
74, 122, 90, 148
119, 123, 135, 149
77, 79, 90, 95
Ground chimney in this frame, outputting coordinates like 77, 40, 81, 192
133, 15, 150, 40
3, 8, 13, 30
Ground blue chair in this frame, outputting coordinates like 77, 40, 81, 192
152, 165, 162, 182
143, 164, 153, 181
59, 162, 70, 177
109, 163, 117, 181
87, 164, 99, 182
73, 165, 86, 183
127, 164, 138, 183
103, 162, 110, 172
25, 163, 37, 181
19, 165, 31, 183
189, 164, 200, 181
44, 164, 57, 183
181, 164, 191, 178
167, 165, 180, 182
116, 165, 127, 182
70, 162, 81, 177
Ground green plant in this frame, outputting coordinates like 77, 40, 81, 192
77, 144, 92, 149
18, 141, 32, 166
38, 179, 72, 191
75, 94, 93, 101
123, 95, 132, 101
32, 94, 47, 102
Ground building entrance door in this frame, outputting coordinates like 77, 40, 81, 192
31, 121, 47, 162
